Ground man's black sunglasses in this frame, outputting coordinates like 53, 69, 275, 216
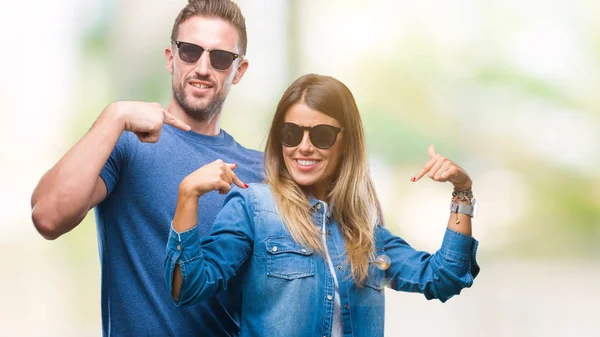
278, 123, 343, 149
173, 41, 242, 70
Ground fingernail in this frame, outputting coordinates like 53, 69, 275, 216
244, 184, 249, 188
410, 177, 416, 182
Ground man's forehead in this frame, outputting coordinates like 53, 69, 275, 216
177, 16, 240, 53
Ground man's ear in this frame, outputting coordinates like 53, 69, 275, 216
165, 47, 174, 74
232, 59, 249, 84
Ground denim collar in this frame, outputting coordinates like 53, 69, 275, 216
308, 196, 332, 219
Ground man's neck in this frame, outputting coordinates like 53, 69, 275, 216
166, 100, 221, 136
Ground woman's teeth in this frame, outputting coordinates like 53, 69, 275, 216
297, 159, 317, 166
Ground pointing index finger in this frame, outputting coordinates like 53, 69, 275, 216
163, 110, 191, 131
225, 163, 248, 189
232, 174, 248, 189
412, 158, 436, 182
411, 145, 437, 182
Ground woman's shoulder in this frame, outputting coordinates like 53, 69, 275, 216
246, 182, 270, 192
229, 183, 278, 214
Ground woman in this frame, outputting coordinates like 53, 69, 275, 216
165, 74, 479, 336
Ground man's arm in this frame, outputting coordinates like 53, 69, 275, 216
31, 101, 191, 240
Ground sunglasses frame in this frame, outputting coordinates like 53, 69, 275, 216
278, 122, 343, 149
172, 40, 242, 70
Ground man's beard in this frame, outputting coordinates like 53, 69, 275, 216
172, 81, 226, 121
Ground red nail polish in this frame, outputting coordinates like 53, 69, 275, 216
244, 184, 249, 188
410, 177, 416, 182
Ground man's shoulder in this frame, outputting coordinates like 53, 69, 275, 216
221, 131, 264, 163
233, 143, 263, 160
225, 132, 262, 154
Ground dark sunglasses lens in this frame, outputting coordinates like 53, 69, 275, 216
179, 43, 203, 63
280, 124, 303, 147
210, 50, 236, 70
310, 125, 338, 149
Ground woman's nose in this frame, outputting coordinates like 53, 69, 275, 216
297, 131, 314, 152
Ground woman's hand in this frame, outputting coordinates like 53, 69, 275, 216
172, 159, 248, 234
411, 145, 472, 190
179, 159, 248, 198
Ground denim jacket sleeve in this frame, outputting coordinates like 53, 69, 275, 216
164, 186, 255, 307
379, 226, 480, 302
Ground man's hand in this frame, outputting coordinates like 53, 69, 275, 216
109, 101, 191, 143
30, 100, 191, 239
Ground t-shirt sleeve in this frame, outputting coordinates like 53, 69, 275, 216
99, 131, 132, 196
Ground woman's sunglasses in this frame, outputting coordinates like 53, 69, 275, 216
173, 41, 241, 70
278, 123, 343, 149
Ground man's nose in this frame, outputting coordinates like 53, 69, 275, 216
194, 51, 211, 76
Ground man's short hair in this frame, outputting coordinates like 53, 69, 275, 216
171, 0, 248, 55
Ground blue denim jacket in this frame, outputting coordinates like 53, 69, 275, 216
165, 183, 480, 337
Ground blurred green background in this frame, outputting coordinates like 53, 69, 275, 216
1, 0, 598, 336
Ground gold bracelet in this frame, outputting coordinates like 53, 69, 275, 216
451, 187, 474, 224
452, 187, 473, 201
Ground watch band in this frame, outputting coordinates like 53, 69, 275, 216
450, 202, 474, 217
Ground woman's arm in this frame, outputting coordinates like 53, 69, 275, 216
379, 145, 478, 301
411, 145, 474, 236
170, 190, 199, 301
379, 226, 479, 302
166, 160, 250, 305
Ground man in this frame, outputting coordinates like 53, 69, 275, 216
30, 1, 262, 335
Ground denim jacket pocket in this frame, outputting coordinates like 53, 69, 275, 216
364, 248, 387, 291
265, 235, 315, 280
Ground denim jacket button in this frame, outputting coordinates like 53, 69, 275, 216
344, 304, 350, 310
301, 248, 307, 253
176, 245, 181, 251
272, 246, 278, 252
337, 265, 342, 270
327, 295, 333, 300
